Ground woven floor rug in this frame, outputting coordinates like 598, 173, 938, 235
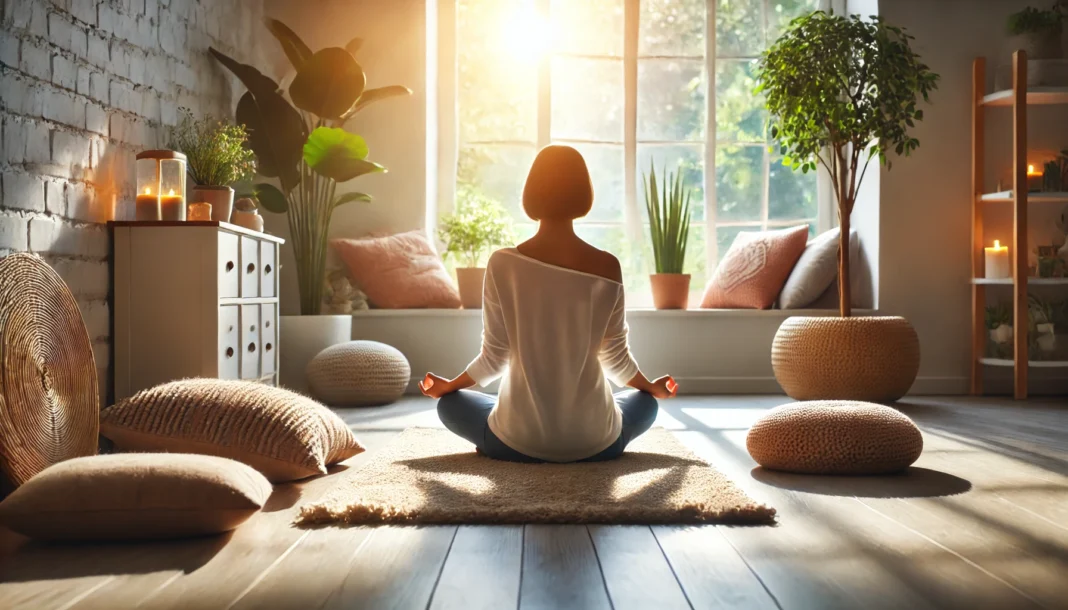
297, 428, 776, 526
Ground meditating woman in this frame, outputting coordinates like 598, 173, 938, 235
419, 144, 678, 463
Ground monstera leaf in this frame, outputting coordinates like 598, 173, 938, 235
303, 127, 385, 182
289, 48, 366, 120
265, 18, 313, 71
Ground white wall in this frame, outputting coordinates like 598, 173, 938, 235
878, 0, 1068, 394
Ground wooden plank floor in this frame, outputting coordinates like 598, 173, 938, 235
1, 395, 1066, 609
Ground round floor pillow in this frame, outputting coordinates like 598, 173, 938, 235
746, 401, 923, 475
306, 341, 411, 407
0, 254, 99, 489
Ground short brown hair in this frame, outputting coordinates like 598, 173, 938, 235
522, 145, 593, 221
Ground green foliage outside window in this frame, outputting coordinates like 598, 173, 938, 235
439, 186, 516, 269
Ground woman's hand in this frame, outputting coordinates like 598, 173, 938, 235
419, 373, 454, 398
646, 375, 678, 399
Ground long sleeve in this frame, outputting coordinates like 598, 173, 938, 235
598, 289, 640, 387
464, 264, 510, 386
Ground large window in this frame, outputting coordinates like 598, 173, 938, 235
448, 0, 832, 304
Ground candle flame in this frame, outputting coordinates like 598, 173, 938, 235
994, 240, 1000, 248
1028, 164, 1035, 174
168, 189, 175, 196
143, 187, 151, 195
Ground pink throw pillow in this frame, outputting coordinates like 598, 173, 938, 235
332, 230, 461, 309
701, 225, 810, 309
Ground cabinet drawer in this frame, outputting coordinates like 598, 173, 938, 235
240, 236, 259, 297
260, 241, 277, 297
218, 305, 240, 379
260, 303, 276, 376
240, 304, 261, 379
218, 232, 240, 299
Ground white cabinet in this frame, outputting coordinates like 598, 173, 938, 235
111, 221, 285, 401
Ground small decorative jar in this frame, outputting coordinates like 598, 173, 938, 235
231, 197, 264, 232
135, 150, 186, 221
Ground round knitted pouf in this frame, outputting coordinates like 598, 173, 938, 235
747, 401, 923, 475
306, 341, 411, 407
771, 316, 920, 403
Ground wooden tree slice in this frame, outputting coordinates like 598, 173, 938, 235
0, 253, 98, 488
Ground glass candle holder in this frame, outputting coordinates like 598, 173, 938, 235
135, 150, 186, 221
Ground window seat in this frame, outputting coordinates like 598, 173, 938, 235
348, 308, 876, 395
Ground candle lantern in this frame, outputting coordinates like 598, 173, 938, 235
135, 150, 187, 221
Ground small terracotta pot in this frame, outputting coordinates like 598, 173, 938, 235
650, 273, 691, 309
190, 185, 235, 222
456, 267, 485, 309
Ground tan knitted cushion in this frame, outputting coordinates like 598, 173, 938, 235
100, 379, 364, 482
0, 453, 271, 541
307, 341, 411, 407
746, 401, 923, 475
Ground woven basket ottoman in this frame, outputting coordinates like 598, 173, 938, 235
306, 341, 411, 407
746, 400, 923, 475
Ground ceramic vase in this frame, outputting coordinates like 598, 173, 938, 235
190, 185, 235, 223
456, 267, 485, 309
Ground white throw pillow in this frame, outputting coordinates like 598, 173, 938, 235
778, 228, 859, 309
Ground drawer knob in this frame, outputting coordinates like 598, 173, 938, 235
246, 262, 256, 274
225, 261, 235, 272
250, 324, 256, 332
264, 264, 272, 275
226, 347, 234, 358
264, 320, 270, 328
265, 342, 273, 352
248, 342, 256, 353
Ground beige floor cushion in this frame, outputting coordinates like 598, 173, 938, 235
0, 453, 271, 541
307, 341, 411, 407
101, 379, 364, 482
746, 401, 923, 475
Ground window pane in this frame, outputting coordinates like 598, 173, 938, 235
637, 144, 705, 222
715, 143, 764, 222
768, 153, 818, 221
552, 57, 624, 142
639, 0, 706, 57
715, 59, 764, 143
716, 224, 757, 259
457, 144, 536, 221
457, 0, 537, 142
575, 224, 653, 298
552, 0, 624, 56
716, 0, 763, 57
637, 59, 706, 142
767, 0, 820, 46
563, 143, 625, 222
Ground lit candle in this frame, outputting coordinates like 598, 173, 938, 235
135, 186, 160, 221
1027, 164, 1043, 192
160, 189, 185, 221
188, 201, 212, 221
985, 240, 1010, 279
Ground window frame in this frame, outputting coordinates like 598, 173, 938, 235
436, 0, 842, 289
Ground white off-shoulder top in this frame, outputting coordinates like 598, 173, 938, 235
464, 248, 640, 462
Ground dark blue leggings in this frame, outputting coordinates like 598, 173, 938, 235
436, 389, 658, 463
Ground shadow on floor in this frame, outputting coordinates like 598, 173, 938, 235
0, 531, 231, 582
750, 466, 972, 498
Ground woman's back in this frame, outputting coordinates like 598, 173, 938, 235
515, 233, 623, 284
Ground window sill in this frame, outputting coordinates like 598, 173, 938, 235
349, 308, 877, 318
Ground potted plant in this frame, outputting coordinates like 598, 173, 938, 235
1029, 295, 1057, 357
210, 18, 411, 393
986, 303, 1013, 358
438, 186, 515, 309
168, 110, 256, 222
643, 161, 693, 309
1007, 3, 1066, 60
759, 12, 939, 402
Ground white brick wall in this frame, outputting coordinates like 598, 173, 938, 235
0, 0, 269, 404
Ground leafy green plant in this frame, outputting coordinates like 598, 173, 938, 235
985, 303, 1012, 330
438, 186, 515, 268
642, 161, 693, 275
168, 110, 256, 187
1006, 4, 1064, 35
211, 19, 412, 315
756, 11, 939, 316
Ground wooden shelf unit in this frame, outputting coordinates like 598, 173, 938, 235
971, 52, 1068, 400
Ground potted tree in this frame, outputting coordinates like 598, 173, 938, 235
758, 12, 939, 402
438, 186, 515, 309
643, 161, 693, 309
1007, 3, 1065, 60
211, 18, 411, 393
168, 110, 256, 223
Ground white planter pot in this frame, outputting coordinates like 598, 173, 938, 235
456, 267, 485, 309
1036, 322, 1056, 353
279, 314, 352, 395
190, 185, 235, 223
989, 324, 1013, 345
